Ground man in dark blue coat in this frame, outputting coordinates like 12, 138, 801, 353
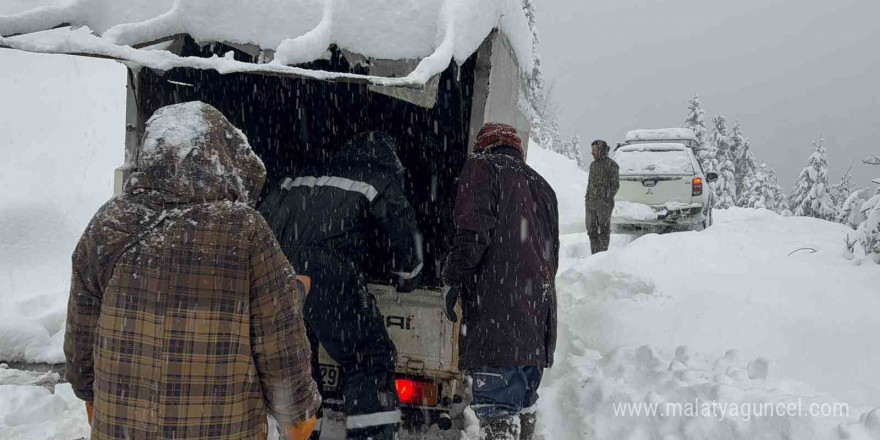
261, 131, 423, 440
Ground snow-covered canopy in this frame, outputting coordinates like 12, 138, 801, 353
0, 0, 533, 88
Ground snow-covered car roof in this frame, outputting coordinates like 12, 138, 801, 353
616, 143, 690, 153
0, 0, 533, 88
625, 128, 697, 143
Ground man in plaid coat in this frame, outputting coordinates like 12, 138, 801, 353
64, 102, 320, 440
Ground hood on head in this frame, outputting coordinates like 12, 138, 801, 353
125, 102, 266, 206
332, 131, 405, 175
592, 140, 610, 159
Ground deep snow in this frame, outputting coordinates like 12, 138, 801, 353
1, 55, 879, 439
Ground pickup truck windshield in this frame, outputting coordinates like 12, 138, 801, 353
615, 150, 694, 175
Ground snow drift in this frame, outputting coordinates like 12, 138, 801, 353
526, 144, 880, 439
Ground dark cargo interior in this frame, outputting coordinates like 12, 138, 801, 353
133, 38, 477, 287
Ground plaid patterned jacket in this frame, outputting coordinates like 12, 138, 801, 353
64, 102, 320, 440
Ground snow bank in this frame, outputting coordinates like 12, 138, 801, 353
538, 344, 879, 440
548, 208, 880, 408
0, 50, 124, 363
0, 0, 533, 88
525, 141, 589, 234
0, 383, 91, 440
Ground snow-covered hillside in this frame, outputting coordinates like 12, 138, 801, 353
526, 144, 588, 234
526, 144, 880, 440
0, 50, 124, 365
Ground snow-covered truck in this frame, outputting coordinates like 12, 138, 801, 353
612, 129, 718, 232
0, 0, 536, 433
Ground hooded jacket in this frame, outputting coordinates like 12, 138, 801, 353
64, 102, 320, 440
260, 131, 422, 286
443, 146, 559, 369
586, 147, 620, 202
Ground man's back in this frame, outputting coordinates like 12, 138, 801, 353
261, 132, 422, 279
65, 103, 320, 440
444, 146, 559, 369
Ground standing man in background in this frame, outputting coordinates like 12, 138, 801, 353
443, 123, 559, 440
585, 139, 619, 254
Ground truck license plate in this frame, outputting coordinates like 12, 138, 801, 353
320, 364, 340, 391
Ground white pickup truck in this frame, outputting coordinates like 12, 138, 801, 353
611, 137, 718, 233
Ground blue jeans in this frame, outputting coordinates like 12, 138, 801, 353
470, 366, 543, 420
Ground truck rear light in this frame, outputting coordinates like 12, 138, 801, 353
692, 177, 703, 196
395, 378, 439, 406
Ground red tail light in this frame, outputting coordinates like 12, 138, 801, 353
395, 378, 439, 406
692, 177, 703, 196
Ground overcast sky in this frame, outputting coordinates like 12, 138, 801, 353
538, 0, 879, 188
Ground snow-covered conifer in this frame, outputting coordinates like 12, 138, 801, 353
682, 94, 710, 163
730, 121, 759, 201
738, 164, 776, 210
838, 188, 871, 229
710, 114, 736, 208
788, 136, 837, 221
831, 163, 857, 211
854, 156, 880, 256
765, 167, 789, 213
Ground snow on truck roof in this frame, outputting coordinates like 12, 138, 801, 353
0, 0, 533, 88
625, 128, 697, 143
616, 143, 690, 152
615, 144, 694, 175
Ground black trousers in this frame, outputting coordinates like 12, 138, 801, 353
586, 199, 614, 254
302, 266, 400, 440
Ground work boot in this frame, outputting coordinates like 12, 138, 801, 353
519, 412, 536, 440
479, 415, 520, 440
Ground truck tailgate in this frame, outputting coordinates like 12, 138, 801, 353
617, 174, 694, 206
318, 284, 461, 379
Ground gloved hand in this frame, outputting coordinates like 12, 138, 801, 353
284, 415, 318, 440
295, 275, 312, 296
445, 287, 461, 322
85, 401, 94, 425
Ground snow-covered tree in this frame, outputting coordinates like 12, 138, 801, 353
730, 121, 759, 201
838, 188, 872, 229
854, 156, 880, 256
788, 136, 837, 221
531, 83, 564, 152
766, 167, 789, 213
682, 94, 710, 163
710, 114, 736, 208
564, 134, 587, 170
830, 163, 857, 211
738, 164, 772, 209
